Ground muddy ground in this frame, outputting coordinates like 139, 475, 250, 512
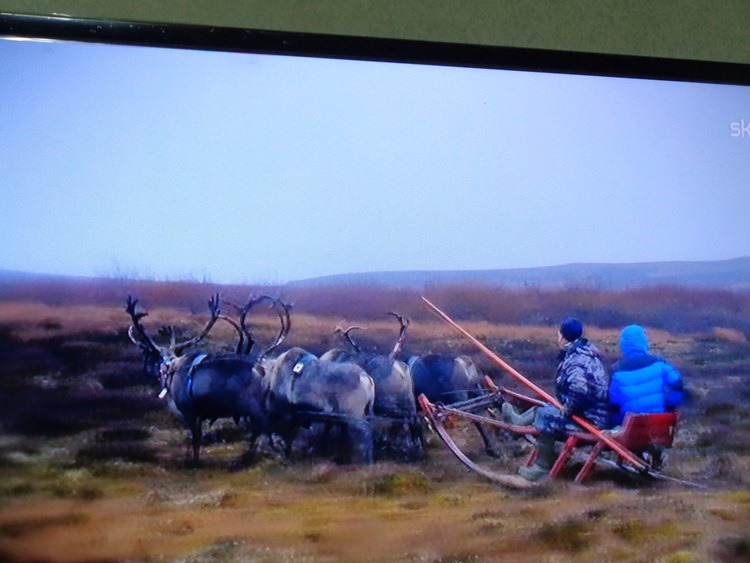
1, 296, 749, 562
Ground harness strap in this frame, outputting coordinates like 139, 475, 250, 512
187, 354, 208, 397
292, 353, 317, 376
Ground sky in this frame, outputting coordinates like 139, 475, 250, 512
1, 37, 749, 284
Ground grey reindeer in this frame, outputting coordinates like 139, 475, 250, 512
320, 313, 423, 461
259, 342, 376, 464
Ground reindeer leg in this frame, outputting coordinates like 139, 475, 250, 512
190, 417, 203, 463
247, 426, 260, 451
232, 424, 260, 470
319, 422, 335, 457
282, 421, 298, 460
409, 417, 426, 461
474, 421, 502, 459
347, 418, 374, 465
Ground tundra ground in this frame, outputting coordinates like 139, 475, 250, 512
0, 284, 749, 562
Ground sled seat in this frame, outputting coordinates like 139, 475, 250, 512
544, 411, 678, 483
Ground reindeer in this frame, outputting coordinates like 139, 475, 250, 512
408, 353, 501, 458
260, 344, 376, 464
125, 294, 272, 463
320, 313, 423, 461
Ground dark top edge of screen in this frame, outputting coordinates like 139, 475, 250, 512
1, 12, 749, 86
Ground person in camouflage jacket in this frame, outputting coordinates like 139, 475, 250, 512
518, 317, 611, 481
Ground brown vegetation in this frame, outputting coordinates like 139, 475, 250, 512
0, 278, 749, 561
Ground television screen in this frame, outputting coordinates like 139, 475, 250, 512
1, 14, 750, 563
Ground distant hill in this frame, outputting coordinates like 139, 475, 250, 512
288, 257, 750, 290
1, 257, 748, 300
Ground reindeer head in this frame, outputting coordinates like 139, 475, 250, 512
125, 294, 222, 391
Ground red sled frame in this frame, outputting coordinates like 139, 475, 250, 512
418, 376, 683, 488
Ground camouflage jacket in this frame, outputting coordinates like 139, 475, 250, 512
555, 338, 611, 428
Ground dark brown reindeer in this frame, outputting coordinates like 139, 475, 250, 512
321, 313, 424, 461
125, 294, 270, 464
408, 352, 501, 458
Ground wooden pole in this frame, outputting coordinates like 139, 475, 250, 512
421, 296, 648, 471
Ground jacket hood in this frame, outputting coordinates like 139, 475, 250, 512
620, 325, 649, 356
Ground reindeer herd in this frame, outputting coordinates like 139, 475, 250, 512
125, 293, 489, 466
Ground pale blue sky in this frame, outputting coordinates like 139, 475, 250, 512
1, 38, 749, 283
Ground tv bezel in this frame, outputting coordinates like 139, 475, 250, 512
1, 11, 749, 87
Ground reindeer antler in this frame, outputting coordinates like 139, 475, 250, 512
240, 294, 272, 355
334, 324, 364, 353
172, 293, 222, 356
262, 298, 292, 358
158, 325, 177, 349
125, 295, 161, 355
387, 312, 410, 360
240, 295, 292, 357
218, 315, 246, 354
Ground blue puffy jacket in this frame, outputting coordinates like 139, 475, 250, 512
609, 325, 684, 425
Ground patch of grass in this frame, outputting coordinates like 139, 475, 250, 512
435, 552, 481, 562
87, 460, 165, 479
0, 479, 35, 497
714, 536, 750, 562
471, 510, 506, 533
611, 517, 646, 542
186, 538, 247, 560
709, 508, 741, 521
534, 517, 591, 553
433, 493, 468, 507
191, 490, 239, 509
66, 485, 104, 500
368, 470, 434, 496
98, 426, 151, 442
650, 521, 681, 541
662, 551, 698, 563
241, 457, 290, 480
0, 513, 88, 538
399, 500, 427, 511
1, 464, 113, 500
76, 441, 159, 464
302, 529, 324, 543
48, 468, 104, 499
160, 519, 195, 536
720, 490, 750, 504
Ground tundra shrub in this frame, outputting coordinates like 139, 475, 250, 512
370, 471, 433, 496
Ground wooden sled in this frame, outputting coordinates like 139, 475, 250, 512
419, 376, 700, 488
526, 411, 678, 483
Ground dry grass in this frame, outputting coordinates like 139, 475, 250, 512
0, 281, 749, 561
1, 464, 749, 562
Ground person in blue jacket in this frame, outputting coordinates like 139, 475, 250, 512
609, 324, 684, 426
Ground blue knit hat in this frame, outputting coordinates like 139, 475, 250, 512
560, 317, 583, 342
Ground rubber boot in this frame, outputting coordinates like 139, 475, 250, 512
501, 402, 537, 426
518, 434, 556, 482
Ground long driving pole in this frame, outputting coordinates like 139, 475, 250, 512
421, 296, 648, 471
